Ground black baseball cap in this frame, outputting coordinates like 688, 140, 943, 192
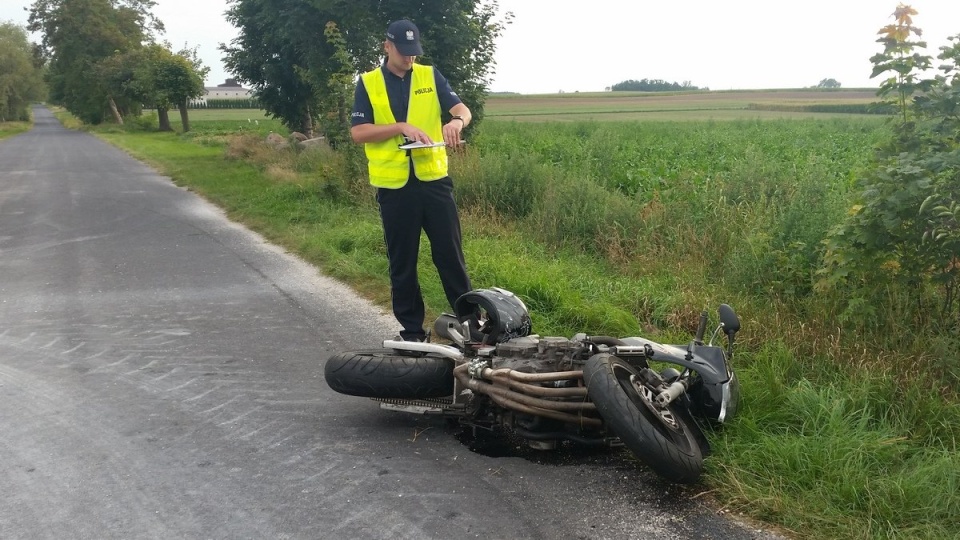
386, 19, 423, 56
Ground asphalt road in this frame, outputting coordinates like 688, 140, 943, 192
0, 107, 778, 539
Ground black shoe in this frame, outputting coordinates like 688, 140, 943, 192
398, 332, 425, 342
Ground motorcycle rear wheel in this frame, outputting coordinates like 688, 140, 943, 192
584, 353, 704, 483
324, 349, 455, 399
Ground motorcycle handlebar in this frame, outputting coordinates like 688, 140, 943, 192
695, 311, 708, 345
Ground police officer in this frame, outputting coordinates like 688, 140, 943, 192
351, 19, 472, 342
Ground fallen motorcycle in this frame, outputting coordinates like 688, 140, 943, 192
324, 287, 741, 483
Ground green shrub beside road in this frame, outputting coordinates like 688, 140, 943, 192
72, 105, 959, 539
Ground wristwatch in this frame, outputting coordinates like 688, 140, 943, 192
451, 115, 465, 126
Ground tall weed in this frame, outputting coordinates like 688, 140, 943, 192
711, 354, 960, 539
452, 149, 547, 220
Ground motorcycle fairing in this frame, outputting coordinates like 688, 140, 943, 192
615, 338, 730, 384
614, 337, 738, 423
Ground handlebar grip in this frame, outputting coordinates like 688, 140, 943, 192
695, 310, 708, 344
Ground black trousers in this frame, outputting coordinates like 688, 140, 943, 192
377, 176, 471, 340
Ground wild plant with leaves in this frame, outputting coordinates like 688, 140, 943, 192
820, 4, 960, 330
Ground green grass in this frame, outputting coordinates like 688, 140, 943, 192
179, 108, 276, 122
73, 99, 960, 539
111, 109, 286, 139
0, 120, 31, 139
710, 343, 960, 538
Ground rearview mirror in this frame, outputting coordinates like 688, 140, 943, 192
718, 304, 740, 335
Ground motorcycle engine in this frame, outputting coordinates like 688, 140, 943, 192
491, 336, 581, 372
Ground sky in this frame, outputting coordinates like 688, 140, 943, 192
2, 1, 959, 93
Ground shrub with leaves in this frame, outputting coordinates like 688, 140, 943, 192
820, 5, 960, 328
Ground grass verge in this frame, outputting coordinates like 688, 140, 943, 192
0, 120, 31, 140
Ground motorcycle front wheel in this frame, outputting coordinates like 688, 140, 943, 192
324, 349, 455, 399
584, 353, 705, 483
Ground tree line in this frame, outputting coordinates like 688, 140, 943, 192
15, 1, 510, 139
610, 78, 705, 92
26, 0, 208, 131
0, 21, 46, 121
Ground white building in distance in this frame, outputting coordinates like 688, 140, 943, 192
193, 78, 252, 104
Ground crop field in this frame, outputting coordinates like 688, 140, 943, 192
484, 88, 881, 121
167, 88, 885, 129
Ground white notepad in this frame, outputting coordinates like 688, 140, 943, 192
398, 141, 447, 150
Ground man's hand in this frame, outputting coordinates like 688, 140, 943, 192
400, 122, 434, 145
443, 105, 470, 147
442, 119, 464, 147
351, 121, 433, 144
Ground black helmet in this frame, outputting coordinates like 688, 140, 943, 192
454, 287, 532, 344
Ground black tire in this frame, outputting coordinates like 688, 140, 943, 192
324, 349, 455, 399
583, 353, 704, 483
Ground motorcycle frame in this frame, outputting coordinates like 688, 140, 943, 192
380, 339, 602, 428
379, 332, 738, 427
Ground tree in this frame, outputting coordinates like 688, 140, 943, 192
0, 21, 46, 121
156, 46, 207, 132
96, 48, 141, 124
816, 78, 842, 88
820, 5, 960, 326
28, 0, 163, 124
114, 44, 204, 131
380, 0, 512, 132
140, 48, 176, 132
221, 0, 322, 135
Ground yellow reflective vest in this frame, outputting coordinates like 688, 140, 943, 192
360, 64, 448, 188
